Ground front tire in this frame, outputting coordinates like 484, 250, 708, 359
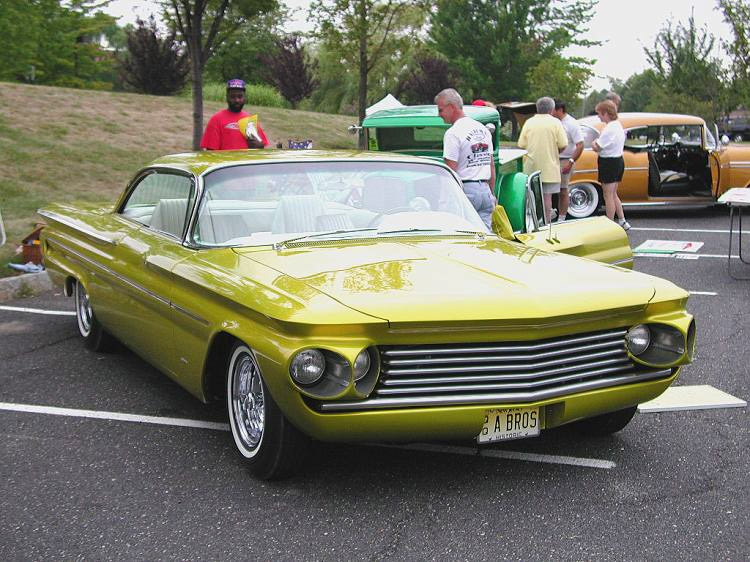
567, 183, 600, 218
226, 343, 310, 480
74, 280, 116, 352
571, 406, 637, 436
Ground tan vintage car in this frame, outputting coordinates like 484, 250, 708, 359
566, 113, 750, 218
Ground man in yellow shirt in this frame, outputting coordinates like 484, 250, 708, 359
518, 97, 568, 223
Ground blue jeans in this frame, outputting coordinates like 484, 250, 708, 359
463, 181, 494, 230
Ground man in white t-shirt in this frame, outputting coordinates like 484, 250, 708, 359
553, 99, 584, 222
435, 88, 496, 229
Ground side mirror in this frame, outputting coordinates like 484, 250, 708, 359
491, 205, 515, 240
721, 135, 730, 146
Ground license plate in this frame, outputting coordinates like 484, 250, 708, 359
477, 407, 540, 444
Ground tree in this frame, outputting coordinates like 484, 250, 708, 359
396, 51, 461, 105
526, 55, 591, 103
718, 0, 750, 108
643, 13, 728, 122
204, 6, 287, 86
163, 0, 277, 149
260, 35, 318, 108
0, 0, 118, 88
309, 0, 427, 137
429, 0, 598, 103
119, 16, 189, 95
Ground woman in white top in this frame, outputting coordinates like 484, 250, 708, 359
592, 100, 630, 230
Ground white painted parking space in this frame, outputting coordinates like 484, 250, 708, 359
0, 401, 617, 469
0, 305, 75, 316
631, 226, 750, 235
638, 385, 747, 413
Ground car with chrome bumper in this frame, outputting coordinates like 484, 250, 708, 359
40, 150, 694, 479
567, 112, 750, 218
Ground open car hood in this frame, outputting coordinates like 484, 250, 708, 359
237, 238, 655, 324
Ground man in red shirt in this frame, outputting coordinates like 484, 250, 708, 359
200, 79, 270, 150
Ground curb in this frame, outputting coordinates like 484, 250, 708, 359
0, 271, 53, 302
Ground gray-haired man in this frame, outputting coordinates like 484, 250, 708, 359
435, 88, 496, 229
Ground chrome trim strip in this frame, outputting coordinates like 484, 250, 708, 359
572, 169, 597, 174
383, 337, 624, 365
383, 348, 624, 375
170, 303, 209, 326
610, 257, 634, 266
380, 356, 630, 386
624, 167, 648, 172
318, 369, 672, 411
49, 237, 170, 307
376, 363, 633, 394
382, 330, 626, 356
38, 210, 117, 245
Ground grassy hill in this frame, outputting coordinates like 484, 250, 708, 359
0, 82, 358, 272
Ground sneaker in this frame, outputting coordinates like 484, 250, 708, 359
556, 214, 566, 223
618, 219, 631, 231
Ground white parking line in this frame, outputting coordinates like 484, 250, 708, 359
0, 402, 230, 431
0, 401, 615, 469
0, 305, 75, 316
635, 253, 742, 260
688, 291, 718, 296
631, 227, 750, 235
373, 442, 616, 469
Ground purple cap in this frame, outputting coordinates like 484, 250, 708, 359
226, 78, 245, 90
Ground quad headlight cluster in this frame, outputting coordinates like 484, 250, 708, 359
625, 323, 689, 365
289, 347, 377, 398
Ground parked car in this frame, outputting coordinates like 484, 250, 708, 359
719, 110, 750, 142
40, 150, 694, 479
360, 104, 614, 239
568, 112, 750, 218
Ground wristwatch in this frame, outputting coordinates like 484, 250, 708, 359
568, 158, 575, 164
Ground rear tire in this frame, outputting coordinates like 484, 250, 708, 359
74, 280, 116, 352
226, 342, 310, 480
567, 183, 600, 218
571, 406, 637, 436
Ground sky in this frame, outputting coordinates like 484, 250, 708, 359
104, 0, 731, 92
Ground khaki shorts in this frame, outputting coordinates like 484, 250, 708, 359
560, 159, 576, 190
542, 182, 561, 194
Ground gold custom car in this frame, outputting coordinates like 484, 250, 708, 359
567, 112, 750, 218
40, 150, 694, 479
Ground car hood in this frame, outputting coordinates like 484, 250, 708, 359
235, 238, 655, 324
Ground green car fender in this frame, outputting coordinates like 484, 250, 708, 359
495, 171, 528, 232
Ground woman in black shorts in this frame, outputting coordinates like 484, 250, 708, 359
592, 100, 630, 230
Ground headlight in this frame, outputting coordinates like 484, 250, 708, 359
290, 349, 326, 385
626, 325, 650, 356
626, 323, 686, 365
353, 350, 371, 381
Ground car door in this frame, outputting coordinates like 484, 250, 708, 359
113, 169, 197, 376
515, 172, 632, 268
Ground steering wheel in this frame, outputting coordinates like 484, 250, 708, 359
366, 206, 414, 227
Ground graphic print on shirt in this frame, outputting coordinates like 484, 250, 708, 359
464, 128, 492, 170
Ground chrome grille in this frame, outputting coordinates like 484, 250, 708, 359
318, 328, 671, 411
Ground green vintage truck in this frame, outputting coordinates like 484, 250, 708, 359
356, 104, 633, 268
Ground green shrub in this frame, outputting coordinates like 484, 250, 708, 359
185, 81, 287, 108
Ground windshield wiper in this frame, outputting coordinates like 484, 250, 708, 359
377, 228, 486, 239
273, 228, 378, 250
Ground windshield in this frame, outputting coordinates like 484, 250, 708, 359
193, 160, 487, 247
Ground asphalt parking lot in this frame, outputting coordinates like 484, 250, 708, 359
1, 206, 748, 560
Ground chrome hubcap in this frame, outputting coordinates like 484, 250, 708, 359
232, 352, 265, 450
569, 185, 598, 217
76, 283, 92, 335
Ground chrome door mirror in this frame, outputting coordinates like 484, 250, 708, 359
721, 134, 730, 146
524, 171, 545, 233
